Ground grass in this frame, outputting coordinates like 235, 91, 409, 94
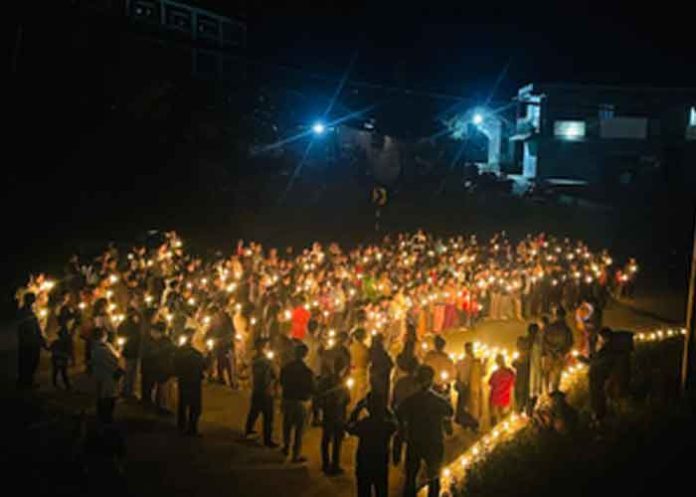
451, 337, 695, 497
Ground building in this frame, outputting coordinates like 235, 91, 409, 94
125, 0, 246, 80
511, 83, 696, 186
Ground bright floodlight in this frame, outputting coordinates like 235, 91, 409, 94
472, 113, 484, 125
312, 122, 326, 135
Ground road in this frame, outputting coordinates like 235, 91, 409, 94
0, 297, 673, 497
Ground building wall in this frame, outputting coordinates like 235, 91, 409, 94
518, 83, 696, 186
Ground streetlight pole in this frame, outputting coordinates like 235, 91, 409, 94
681, 207, 696, 392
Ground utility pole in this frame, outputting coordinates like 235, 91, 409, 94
681, 207, 696, 392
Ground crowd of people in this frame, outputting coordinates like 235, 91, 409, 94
15, 230, 638, 497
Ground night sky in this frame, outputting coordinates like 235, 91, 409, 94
233, 1, 696, 99
4, 0, 695, 311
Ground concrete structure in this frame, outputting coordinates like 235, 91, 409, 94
511, 83, 696, 186
125, 0, 246, 80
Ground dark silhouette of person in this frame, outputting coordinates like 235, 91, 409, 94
173, 328, 207, 436
207, 305, 235, 387
245, 338, 278, 447
369, 333, 394, 407
347, 393, 397, 497
280, 342, 316, 462
317, 362, 350, 474
397, 365, 453, 497
17, 292, 45, 389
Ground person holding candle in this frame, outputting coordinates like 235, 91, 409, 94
92, 327, 122, 424
173, 328, 207, 436
423, 336, 455, 396
488, 354, 516, 426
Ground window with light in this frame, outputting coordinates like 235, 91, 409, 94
554, 121, 586, 140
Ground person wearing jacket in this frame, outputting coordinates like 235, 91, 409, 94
244, 339, 279, 447
317, 363, 350, 475
346, 393, 397, 497
397, 365, 454, 497
173, 328, 207, 436
280, 343, 315, 463
92, 327, 122, 424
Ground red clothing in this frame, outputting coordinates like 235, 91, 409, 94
489, 367, 516, 407
290, 306, 311, 340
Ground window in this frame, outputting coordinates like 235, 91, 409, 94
599, 104, 615, 120
688, 107, 696, 141
554, 121, 586, 140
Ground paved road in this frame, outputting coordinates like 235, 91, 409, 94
0, 297, 672, 497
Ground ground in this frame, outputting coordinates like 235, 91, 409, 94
0, 293, 681, 497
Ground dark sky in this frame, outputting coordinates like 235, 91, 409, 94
193, 1, 695, 100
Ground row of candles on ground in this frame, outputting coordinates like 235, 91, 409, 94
430, 326, 686, 496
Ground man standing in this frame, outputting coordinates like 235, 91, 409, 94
454, 342, 480, 431
543, 306, 574, 392
423, 336, 455, 394
390, 355, 420, 465
141, 323, 165, 406
280, 343, 315, 462
17, 293, 45, 389
346, 394, 397, 497
92, 327, 122, 424
208, 305, 236, 388
488, 354, 516, 425
245, 339, 279, 448
317, 362, 350, 475
173, 328, 206, 436
349, 328, 370, 406
397, 365, 454, 497
586, 327, 616, 424
369, 334, 394, 407
117, 307, 142, 399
